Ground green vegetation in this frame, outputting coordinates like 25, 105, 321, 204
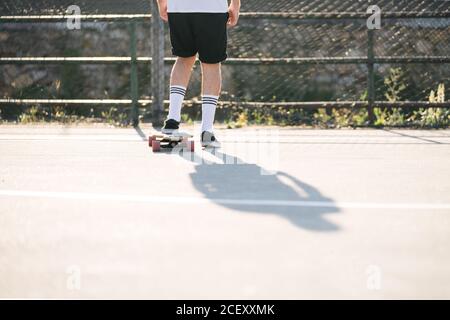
18, 106, 48, 123
2, 67, 448, 128
413, 84, 449, 128
101, 107, 128, 127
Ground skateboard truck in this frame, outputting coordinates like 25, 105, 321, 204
149, 133, 195, 153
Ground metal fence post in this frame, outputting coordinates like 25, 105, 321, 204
150, 1, 165, 128
367, 28, 376, 125
129, 21, 139, 127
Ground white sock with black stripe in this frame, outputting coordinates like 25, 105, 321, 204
167, 85, 186, 122
201, 95, 219, 133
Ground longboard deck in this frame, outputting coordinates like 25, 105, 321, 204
149, 131, 194, 152
151, 131, 193, 139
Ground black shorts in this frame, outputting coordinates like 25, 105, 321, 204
168, 13, 229, 64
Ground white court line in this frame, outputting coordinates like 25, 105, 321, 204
0, 190, 449, 210
0, 135, 144, 141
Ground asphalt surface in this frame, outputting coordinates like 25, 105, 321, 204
0, 124, 449, 299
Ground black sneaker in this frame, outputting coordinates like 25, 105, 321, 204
161, 119, 180, 134
201, 131, 221, 148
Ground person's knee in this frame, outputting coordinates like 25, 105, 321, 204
201, 62, 221, 69
178, 56, 197, 66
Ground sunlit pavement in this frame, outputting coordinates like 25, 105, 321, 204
0, 124, 449, 299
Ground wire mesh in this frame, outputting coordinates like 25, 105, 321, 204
1, 0, 449, 15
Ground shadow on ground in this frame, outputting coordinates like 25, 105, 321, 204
178, 149, 341, 232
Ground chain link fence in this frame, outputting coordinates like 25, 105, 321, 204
1, 0, 448, 15
0, 0, 449, 126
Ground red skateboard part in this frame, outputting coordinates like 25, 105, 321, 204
188, 141, 195, 152
152, 140, 161, 152
149, 135, 157, 148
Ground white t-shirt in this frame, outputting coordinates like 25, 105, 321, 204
167, 0, 228, 13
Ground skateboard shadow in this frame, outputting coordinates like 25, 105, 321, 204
179, 149, 340, 232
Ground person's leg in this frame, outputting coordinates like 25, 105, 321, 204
201, 62, 221, 133
166, 55, 196, 123
194, 12, 227, 146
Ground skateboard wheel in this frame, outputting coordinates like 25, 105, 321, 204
149, 135, 157, 148
152, 140, 161, 152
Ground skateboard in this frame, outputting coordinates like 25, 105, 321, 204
148, 131, 195, 153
